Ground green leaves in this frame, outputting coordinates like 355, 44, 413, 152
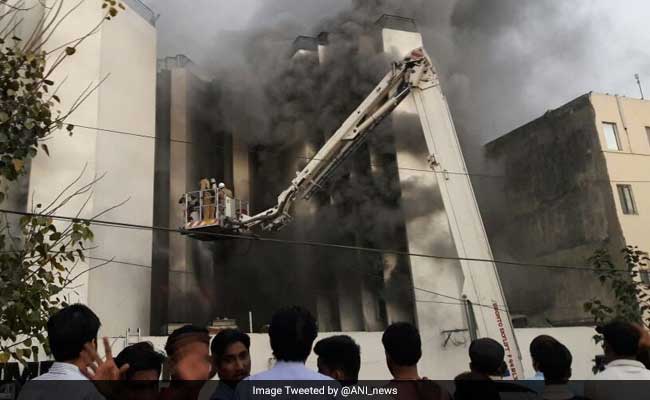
584, 245, 650, 343
1, 212, 96, 362
102, 0, 124, 20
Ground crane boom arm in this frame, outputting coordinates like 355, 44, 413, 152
240, 48, 434, 231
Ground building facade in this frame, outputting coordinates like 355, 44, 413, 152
3, 0, 158, 337
483, 93, 650, 326
149, 14, 522, 378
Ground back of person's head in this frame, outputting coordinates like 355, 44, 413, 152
469, 338, 505, 376
454, 371, 499, 400
47, 304, 100, 362
537, 341, 572, 385
530, 335, 559, 365
314, 335, 361, 384
165, 325, 210, 358
597, 320, 640, 359
211, 329, 251, 362
382, 322, 422, 367
115, 342, 165, 381
269, 306, 318, 362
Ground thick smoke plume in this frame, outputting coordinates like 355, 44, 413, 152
151, 0, 650, 327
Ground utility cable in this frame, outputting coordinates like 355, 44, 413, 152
0, 208, 624, 274
68, 123, 650, 184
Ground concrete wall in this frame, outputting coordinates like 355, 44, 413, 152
152, 61, 235, 332
483, 95, 625, 326
591, 93, 650, 318
591, 94, 650, 254
104, 326, 600, 380
515, 327, 602, 380
27, 0, 156, 336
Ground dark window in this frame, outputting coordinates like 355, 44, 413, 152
617, 185, 638, 215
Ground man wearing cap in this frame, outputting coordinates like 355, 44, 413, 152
455, 338, 536, 400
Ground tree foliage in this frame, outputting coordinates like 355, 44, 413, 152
0, 0, 123, 194
0, 205, 94, 363
0, 0, 125, 363
584, 246, 650, 340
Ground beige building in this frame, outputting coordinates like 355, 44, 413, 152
483, 92, 650, 326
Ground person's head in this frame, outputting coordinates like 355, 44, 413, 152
454, 371, 499, 400
47, 304, 100, 363
115, 342, 165, 381
469, 338, 505, 377
314, 335, 361, 384
382, 322, 422, 376
165, 325, 211, 380
218, 182, 225, 189
530, 335, 559, 372
211, 329, 251, 383
597, 320, 641, 363
537, 341, 572, 385
269, 306, 318, 362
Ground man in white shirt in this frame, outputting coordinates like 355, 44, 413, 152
18, 304, 127, 400
236, 307, 333, 400
585, 321, 650, 400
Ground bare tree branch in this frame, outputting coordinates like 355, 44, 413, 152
0, 0, 31, 12
0, 15, 23, 40
40, 162, 87, 214
50, 74, 110, 125
45, 171, 106, 216
20, 0, 58, 52
66, 256, 114, 284
30, 0, 84, 52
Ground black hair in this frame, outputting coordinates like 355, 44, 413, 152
165, 325, 210, 358
538, 341, 572, 385
211, 329, 251, 362
314, 335, 361, 383
469, 338, 505, 376
269, 306, 318, 362
47, 304, 100, 362
115, 342, 165, 381
529, 335, 558, 364
597, 320, 641, 358
382, 322, 422, 366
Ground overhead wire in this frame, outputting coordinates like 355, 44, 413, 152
67, 123, 650, 184
0, 208, 623, 274
414, 286, 509, 313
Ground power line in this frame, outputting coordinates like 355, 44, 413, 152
69, 123, 650, 184
414, 287, 509, 313
0, 208, 622, 274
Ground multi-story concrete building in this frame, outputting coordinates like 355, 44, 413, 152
4, 0, 157, 337
151, 14, 523, 378
483, 92, 650, 326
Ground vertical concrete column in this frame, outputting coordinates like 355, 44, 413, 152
378, 16, 475, 377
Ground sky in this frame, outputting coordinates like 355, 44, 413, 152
144, 0, 650, 148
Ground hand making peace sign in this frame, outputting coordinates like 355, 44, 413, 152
81, 337, 130, 380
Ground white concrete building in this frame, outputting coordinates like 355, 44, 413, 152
22, 0, 157, 337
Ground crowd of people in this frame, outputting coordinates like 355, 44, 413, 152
15, 303, 650, 400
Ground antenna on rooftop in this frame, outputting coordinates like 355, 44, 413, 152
635, 73, 645, 100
